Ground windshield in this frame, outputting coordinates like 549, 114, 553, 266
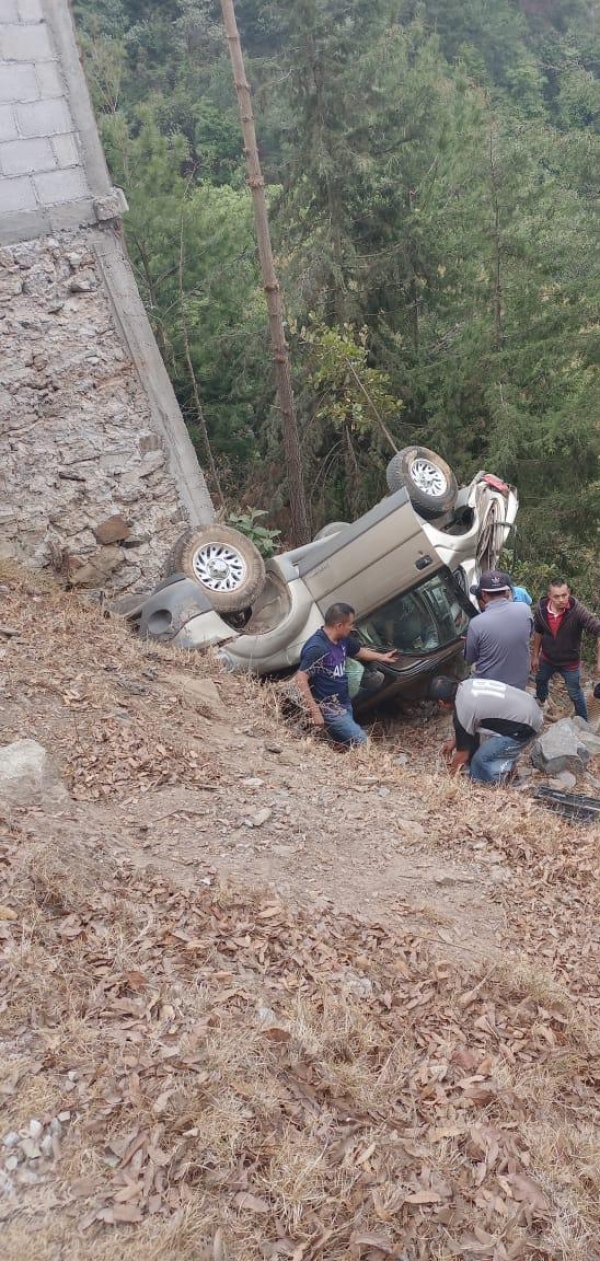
356, 572, 471, 656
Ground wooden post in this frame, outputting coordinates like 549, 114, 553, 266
219, 0, 310, 544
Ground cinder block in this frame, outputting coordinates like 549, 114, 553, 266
0, 0, 19, 21
34, 61, 63, 98
0, 135, 55, 174
51, 132, 79, 168
0, 22, 53, 61
33, 165, 89, 205
0, 104, 18, 141
18, 0, 44, 19
0, 205, 50, 244
0, 63, 38, 103
1, 174, 37, 212
47, 197, 95, 233
15, 97, 72, 137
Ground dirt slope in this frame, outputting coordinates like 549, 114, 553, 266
2, 567, 600, 1261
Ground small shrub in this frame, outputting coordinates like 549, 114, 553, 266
227, 508, 281, 559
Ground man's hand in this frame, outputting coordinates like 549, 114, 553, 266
441, 736, 455, 759
376, 650, 400, 664
309, 705, 325, 728
449, 749, 471, 776
531, 654, 540, 674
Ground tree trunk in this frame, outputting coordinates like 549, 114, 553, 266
219, 0, 310, 544
488, 130, 504, 352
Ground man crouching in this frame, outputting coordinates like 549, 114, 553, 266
430, 675, 543, 784
295, 603, 398, 748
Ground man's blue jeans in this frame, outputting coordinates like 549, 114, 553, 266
535, 659, 588, 720
470, 734, 532, 784
321, 701, 368, 747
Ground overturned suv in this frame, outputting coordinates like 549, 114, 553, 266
111, 447, 518, 713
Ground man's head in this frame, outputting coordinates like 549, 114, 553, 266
547, 578, 570, 612
427, 676, 459, 709
323, 602, 356, 641
470, 570, 512, 609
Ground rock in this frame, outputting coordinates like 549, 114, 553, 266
243, 808, 272, 829
555, 770, 577, 790
68, 546, 124, 587
0, 740, 68, 809
531, 719, 591, 776
569, 717, 600, 756
93, 514, 131, 545
166, 672, 226, 721
264, 740, 283, 754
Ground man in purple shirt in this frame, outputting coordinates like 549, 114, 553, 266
295, 603, 398, 746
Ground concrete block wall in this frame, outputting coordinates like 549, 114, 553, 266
0, 0, 214, 588
0, 0, 104, 242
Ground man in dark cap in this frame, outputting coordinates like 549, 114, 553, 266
466, 570, 532, 690
429, 675, 543, 784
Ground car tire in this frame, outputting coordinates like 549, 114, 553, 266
386, 446, 458, 519
166, 525, 265, 614
313, 521, 350, 541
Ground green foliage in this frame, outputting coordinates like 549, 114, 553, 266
73, 0, 600, 566
227, 509, 281, 558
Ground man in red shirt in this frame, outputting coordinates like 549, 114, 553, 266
532, 578, 600, 720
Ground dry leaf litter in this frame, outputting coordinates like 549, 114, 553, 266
1, 564, 600, 1260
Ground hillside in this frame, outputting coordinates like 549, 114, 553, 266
2, 565, 600, 1260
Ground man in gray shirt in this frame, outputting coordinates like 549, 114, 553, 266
429, 675, 543, 784
465, 570, 532, 690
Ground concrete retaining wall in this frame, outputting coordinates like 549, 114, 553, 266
0, 0, 214, 588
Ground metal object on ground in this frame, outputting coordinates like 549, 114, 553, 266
534, 785, 600, 823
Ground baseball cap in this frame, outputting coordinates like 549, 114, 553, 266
427, 676, 458, 703
470, 569, 512, 597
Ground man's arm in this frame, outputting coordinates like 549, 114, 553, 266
575, 603, 600, 668
450, 713, 477, 775
531, 630, 542, 673
464, 621, 479, 665
355, 646, 399, 665
294, 670, 325, 727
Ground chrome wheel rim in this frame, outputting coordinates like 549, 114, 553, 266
193, 542, 247, 592
410, 458, 448, 497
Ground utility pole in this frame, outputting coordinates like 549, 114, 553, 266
219, 0, 310, 544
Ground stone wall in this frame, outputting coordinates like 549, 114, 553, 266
0, 0, 214, 588
0, 231, 194, 589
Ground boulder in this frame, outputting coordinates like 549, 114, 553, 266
0, 740, 68, 809
531, 719, 591, 776
569, 717, 600, 756
165, 672, 226, 721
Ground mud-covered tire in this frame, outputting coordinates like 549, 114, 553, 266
166, 525, 265, 614
313, 521, 350, 541
386, 446, 458, 520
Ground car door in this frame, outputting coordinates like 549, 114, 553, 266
297, 488, 445, 618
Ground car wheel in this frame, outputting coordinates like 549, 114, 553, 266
386, 446, 458, 519
166, 525, 265, 614
313, 521, 350, 541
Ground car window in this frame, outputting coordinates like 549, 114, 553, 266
356, 573, 470, 656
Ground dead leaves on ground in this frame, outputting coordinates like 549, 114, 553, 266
2, 840, 600, 1260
